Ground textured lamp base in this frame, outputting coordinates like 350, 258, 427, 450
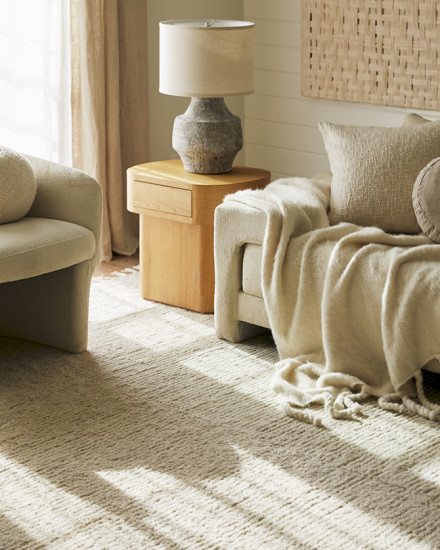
172, 97, 243, 174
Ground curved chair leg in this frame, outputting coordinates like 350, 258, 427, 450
0, 261, 94, 353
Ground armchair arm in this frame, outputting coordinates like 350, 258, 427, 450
25, 155, 102, 267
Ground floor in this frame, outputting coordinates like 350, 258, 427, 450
94, 251, 139, 278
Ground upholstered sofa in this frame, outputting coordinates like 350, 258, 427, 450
0, 152, 102, 352
214, 113, 440, 343
214, 114, 440, 422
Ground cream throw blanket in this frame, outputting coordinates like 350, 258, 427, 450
225, 176, 440, 424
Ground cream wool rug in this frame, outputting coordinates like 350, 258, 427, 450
0, 268, 440, 549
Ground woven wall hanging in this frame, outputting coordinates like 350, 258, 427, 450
301, 0, 440, 110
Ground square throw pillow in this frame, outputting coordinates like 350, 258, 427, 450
319, 120, 440, 233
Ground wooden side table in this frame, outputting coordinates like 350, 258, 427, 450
127, 159, 270, 313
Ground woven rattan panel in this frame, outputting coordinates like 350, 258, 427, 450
302, 0, 440, 110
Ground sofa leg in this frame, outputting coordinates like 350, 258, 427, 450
216, 318, 269, 343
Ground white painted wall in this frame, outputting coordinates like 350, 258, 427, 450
244, 0, 440, 180
147, 0, 244, 163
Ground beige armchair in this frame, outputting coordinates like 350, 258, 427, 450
0, 155, 102, 352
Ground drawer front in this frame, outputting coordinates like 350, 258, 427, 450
132, 180, 192, 218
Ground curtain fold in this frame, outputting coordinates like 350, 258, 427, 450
70, 0, 149, 260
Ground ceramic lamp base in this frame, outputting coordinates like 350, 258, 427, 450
172, 97, 243, 174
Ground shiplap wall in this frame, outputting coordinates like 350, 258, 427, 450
244, 0, 440, 180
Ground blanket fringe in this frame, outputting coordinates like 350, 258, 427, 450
283, 402, 323, 427
283, 386, 371, 426
379, 371, 440, 421
414, 370, 440, 416
281, 371, 440, 425
323, 386, 369, 420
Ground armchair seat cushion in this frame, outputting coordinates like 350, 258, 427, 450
0, 217, 95, 284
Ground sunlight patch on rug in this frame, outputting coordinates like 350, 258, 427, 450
412, 459, 440, 488
206, 445, 417, 550
110, 309, 214, 351
0, 453, 106, 546
179, 345, 277, 406
329, 406, 436, 459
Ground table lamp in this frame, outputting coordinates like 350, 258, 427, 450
159, 19, 255, 174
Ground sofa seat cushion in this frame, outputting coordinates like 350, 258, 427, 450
0, 217, 96, 283
242, 243, 263, 298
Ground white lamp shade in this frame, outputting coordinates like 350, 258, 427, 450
159, 20, 255, 98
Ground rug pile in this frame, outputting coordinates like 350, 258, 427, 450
0, 268, 439, 549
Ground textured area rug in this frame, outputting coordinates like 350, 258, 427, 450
0, 268, 440, 549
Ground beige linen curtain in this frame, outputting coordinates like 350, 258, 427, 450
70, 0, 149, 261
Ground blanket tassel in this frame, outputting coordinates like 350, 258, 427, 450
283, 402, 323, 427
325, 387, 369, 420
283, 386, 371, 426
379, 371, 440, 421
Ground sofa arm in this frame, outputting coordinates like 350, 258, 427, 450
214, 201, 268, 341
25, 155, 102, 266
214, 174, 332, 341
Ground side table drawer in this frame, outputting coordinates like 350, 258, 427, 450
130, 180, 192, 218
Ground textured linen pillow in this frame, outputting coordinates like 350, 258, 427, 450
0, 146, 36, 224
319, 121, 440, 233
412, 157, 440, 242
